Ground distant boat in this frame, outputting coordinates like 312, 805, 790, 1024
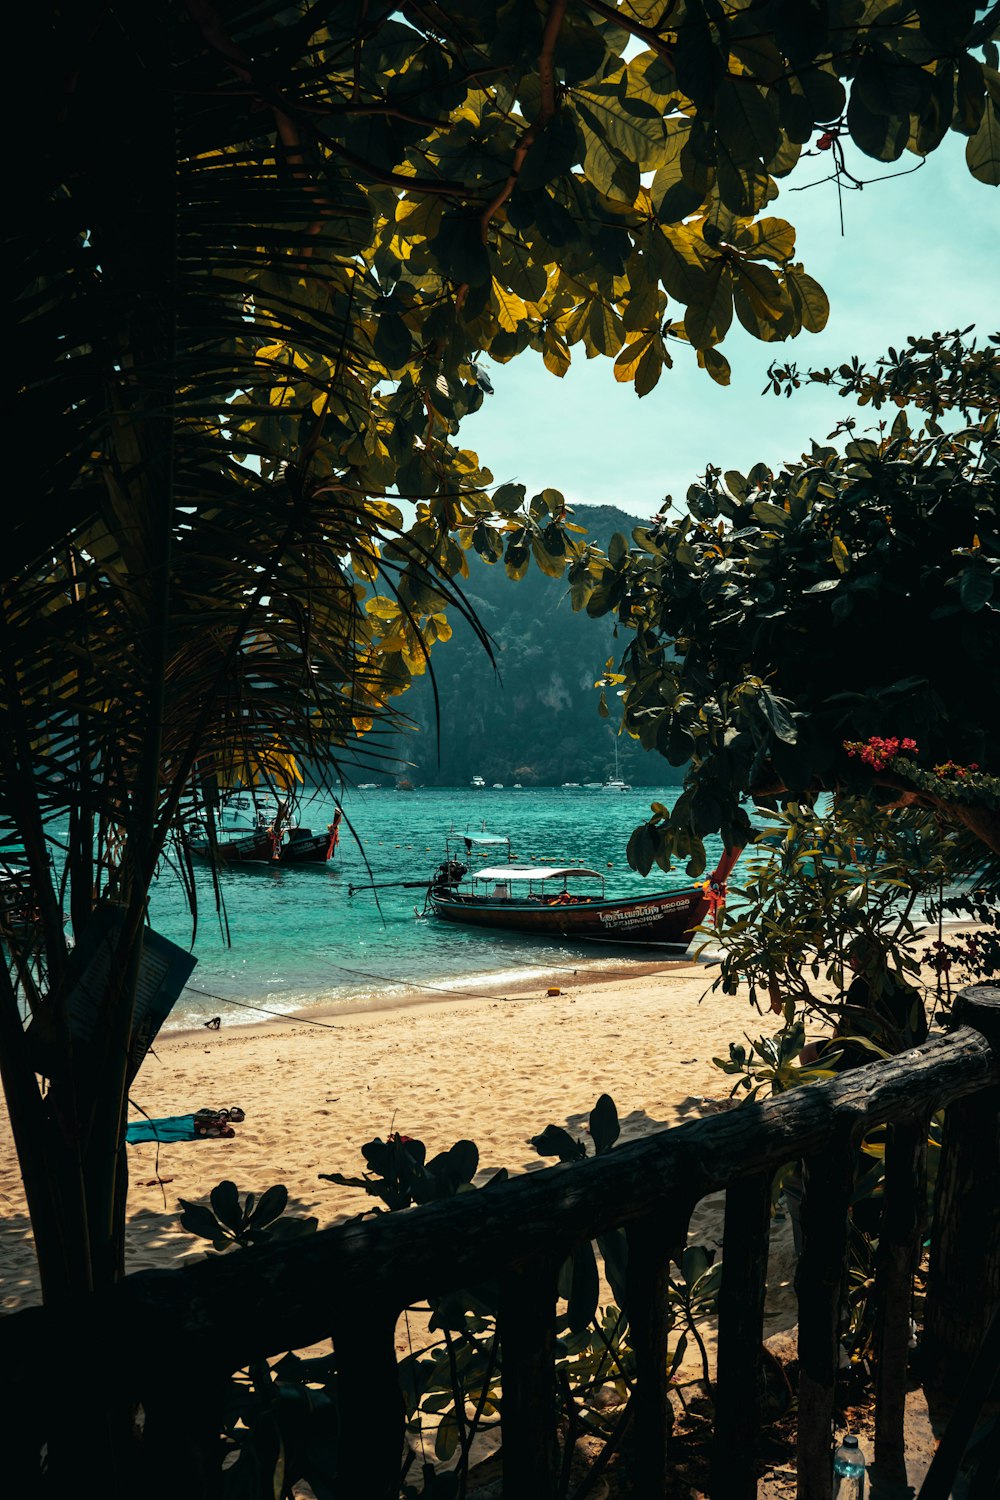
396, 779, 415, 792
512, 783, 523, 788
561, 782, 581, 788
583, 782, 602, 790
601, 740, 631, 793
492, 782, 504, 789
471, 775, 486, 788
357, 783, 382, 790
424, 843, 742, 949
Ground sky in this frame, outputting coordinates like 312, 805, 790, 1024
463, 138, 999, 520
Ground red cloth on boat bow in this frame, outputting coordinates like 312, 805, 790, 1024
325, 809, 343, 860
704, 880, 727, 919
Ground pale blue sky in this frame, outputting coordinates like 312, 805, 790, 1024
467, 139, 999, 519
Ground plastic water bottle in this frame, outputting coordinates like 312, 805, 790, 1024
832, 1433, 866, 1499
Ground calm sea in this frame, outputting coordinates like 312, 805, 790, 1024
147, 785, 736, 1031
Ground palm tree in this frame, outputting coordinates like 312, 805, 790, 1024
6, 1, 495, 1309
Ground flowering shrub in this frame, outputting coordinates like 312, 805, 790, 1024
843, 735, 918, 770
932, 760, 980, 778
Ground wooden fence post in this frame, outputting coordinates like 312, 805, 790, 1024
625, 1206, 690, 1498
330, 1298, 404, 1500
499, 1257, 560, 1499
923, 985, 1000, 1419
796, 1139, 856, 1500
871, 1114, 926, 1492
713, 1171, 773, 1499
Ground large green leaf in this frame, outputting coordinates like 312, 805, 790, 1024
684, 259, 734, 350
649, 224, 711, 305
715, 77, 782, 168
517, 111, 581, 191
847, 89, 909, 162
574, 77, 669, 168
966, 100, 1000, 184
784, 262, 830, 334
651, 126, 712, 223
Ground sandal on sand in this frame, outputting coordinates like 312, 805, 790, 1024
194, 1119, 235, 1139
228, 1106, 245, 1123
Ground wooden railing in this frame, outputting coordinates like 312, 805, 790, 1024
4, 985, 999, 1498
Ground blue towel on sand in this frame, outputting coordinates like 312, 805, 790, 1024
126, 1114, 198, 1144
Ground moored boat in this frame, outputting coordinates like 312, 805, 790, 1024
425, 844, 740, 948
186, 800, 342, 866
282, 807, 342, 863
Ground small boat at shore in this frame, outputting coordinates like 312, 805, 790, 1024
186, 801, 342, 867
424, 840, 741, 949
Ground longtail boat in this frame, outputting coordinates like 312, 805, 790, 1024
424, 839, 741, 949
186, 801, 342, 866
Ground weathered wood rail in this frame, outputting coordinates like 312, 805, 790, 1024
3, 985, 999, 1498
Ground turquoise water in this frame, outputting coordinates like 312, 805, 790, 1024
148, 786, 734, 1031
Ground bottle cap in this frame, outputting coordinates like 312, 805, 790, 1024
842, 1435, 858, 1448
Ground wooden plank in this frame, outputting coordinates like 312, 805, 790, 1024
331, 1299, 404, 1500
626, 1205, 692, 1497
713, 1171, 773, 1499
918, 1306, 1000, 1500
923, 986, 1000, 1421
796, 1141, 855, 1500
499, 1258, 559, 1499
872, 1115, 926, 1490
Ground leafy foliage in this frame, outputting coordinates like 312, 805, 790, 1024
921, 888, 1000, 993
178, 1182, 318, 1251
581, 331, 1000, 874
319, 1132, 493, 1210
703, 796, 962, 1009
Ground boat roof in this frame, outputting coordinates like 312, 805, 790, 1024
455, 832, 510, 846
473, 864, 603, 883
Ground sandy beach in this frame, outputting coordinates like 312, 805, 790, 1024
1, 937, 970, 1385
0, 955, 805, 1333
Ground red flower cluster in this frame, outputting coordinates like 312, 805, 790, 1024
843, 735, 918, 770
932, 760, 980, 778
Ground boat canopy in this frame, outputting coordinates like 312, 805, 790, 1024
473, 864, 603, 883
459, 833, 510, 846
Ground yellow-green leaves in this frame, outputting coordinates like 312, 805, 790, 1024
614, 329, 666, 395
542, 326, 572, 376
737, 216, 796, 263
784, 263, 830, 334
684, 259, 733, 350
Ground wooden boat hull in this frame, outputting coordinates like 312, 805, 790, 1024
428, 885, 713, 947
280, 829, 335, 864
186, 821, 338, 866
187, 831, 276, 865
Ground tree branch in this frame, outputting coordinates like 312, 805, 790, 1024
581, 0, 676, 66
749, 769, 1000, 859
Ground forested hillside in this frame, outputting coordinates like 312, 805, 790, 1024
376, 504, 681, 788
